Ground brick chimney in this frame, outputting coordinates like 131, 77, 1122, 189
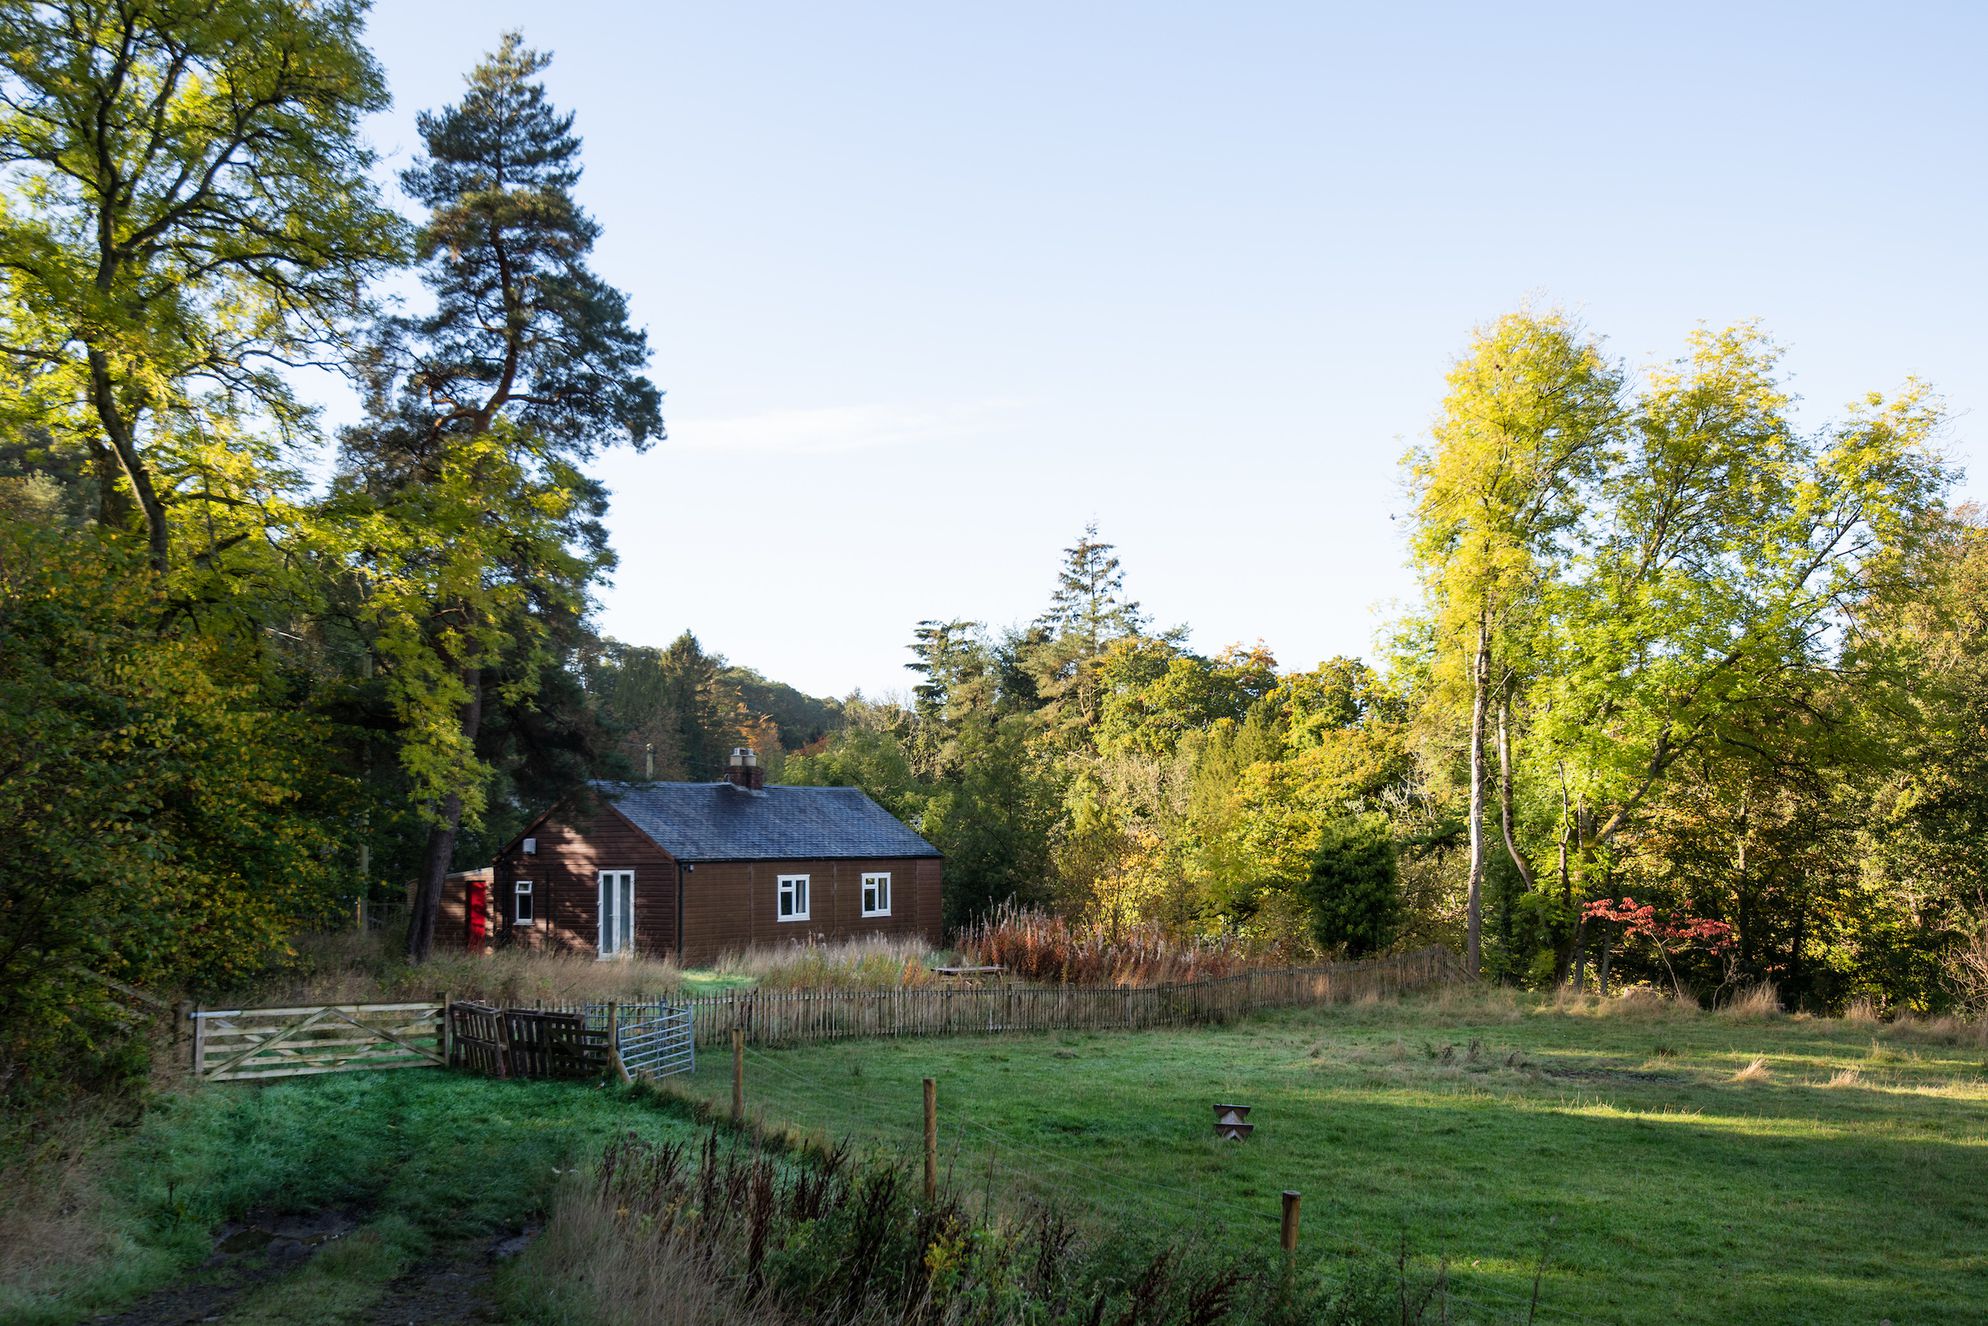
721, 746, 765, 791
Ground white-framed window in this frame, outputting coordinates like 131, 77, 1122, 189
861, 872, 891, 917
777, 874, 810, 922
598, 870, 635, 956
514, 879, 535, 926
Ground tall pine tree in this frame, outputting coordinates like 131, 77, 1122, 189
341, 33, 662, 960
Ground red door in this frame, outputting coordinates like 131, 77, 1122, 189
467, 878, 489, 948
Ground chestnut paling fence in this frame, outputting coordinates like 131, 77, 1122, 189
185, 947, 1466, 1082
674, 945, 1467, 1049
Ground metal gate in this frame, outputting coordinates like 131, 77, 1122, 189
616, 1006, 695, 1080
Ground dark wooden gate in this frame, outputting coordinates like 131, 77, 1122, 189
446, 1002, 609, 1080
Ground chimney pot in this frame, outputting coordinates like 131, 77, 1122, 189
723, 747, 765, 790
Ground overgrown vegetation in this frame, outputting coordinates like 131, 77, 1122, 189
0, 1070, 710, 1325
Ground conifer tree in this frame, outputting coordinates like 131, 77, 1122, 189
342, 33, 663, 960
1029, 523, 1149, 733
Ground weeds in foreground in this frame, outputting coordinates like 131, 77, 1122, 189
537, 1129, 1470, 1326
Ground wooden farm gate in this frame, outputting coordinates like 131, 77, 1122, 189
446, 1002, 610, 1080
188, 1002, 444, 1082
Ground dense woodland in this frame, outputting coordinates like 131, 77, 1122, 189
1, 3, 1984, 1102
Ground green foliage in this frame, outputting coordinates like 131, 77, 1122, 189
0, 0, 405, 571
920, 717, 1061, 928
0, 517, 343, 1095
1303, 815, 1401, 957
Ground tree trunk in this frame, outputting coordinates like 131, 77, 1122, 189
86, 346, 169, 573
1496, 687, 1538, 890
406, 665, 484, 962
1465, 617, 1491, 976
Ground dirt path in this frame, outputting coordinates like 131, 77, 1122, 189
90, 1209, 364, 1326
361, 1228, 537, 1326
87, 1211, 537, 1326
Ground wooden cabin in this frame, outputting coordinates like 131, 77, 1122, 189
490, 749, 943, 964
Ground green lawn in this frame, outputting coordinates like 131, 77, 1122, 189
668, 991, 1988, 1326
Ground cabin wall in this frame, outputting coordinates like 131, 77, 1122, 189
493, 801, 678, 958
679, 857, 943, 964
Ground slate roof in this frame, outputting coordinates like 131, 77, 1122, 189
591, 780, 941, 863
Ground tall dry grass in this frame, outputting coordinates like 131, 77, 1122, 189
526, 1176, 776, 1326
957, 905, 1303, 986
245, 931, 950, 1008
254, 935, 693, 1006
1731, 1055, 1772, 1083
1718, 983, 1782, 1020
708, 935, 942, 990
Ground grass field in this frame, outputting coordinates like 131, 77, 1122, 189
667, 989, 1988, 1326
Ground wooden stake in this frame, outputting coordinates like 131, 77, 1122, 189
606, 1000, 626, 1083
440, 991, 452, 1067
923, 1077, 938, 1204
190, 1004, 207, 1081
1281, 1190, 1301, 1255
731, 1028, 745, 1123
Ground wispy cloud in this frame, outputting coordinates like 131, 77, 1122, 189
670, 401, 1012, 456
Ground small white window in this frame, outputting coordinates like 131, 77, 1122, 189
522, 836, 537, 855
777, 874, 810, 922
514, 879, 534, 926
861, 872, 891, 917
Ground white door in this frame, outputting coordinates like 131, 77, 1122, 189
598, 870, 635, 956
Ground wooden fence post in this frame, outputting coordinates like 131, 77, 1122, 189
923, 1077, 938, 1204
190, 1004, 206, 1080
731, 1029, 745, 1123
609, 999, 632, 1083
495, 1007, 512, 1079
1281, 1191, 1300, 1256
438, 991, 451, 1068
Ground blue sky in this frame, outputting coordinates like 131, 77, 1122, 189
343, 2, 1987, 699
